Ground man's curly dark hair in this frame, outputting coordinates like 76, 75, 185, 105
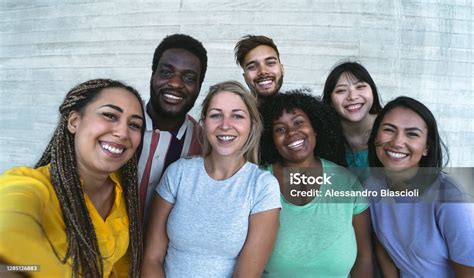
151, 34, 208, 86
259, 90, 347, 167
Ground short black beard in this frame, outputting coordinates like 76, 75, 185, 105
254, 75, 284, 99
148, 82, 195, 120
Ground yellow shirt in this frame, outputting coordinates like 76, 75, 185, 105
0, 165, 130, 277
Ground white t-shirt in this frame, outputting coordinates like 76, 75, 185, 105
156, 156, 281, 278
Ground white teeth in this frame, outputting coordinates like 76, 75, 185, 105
164, 93, 183, 100
101, 143, 124, 154
386, 150, 407, 159
217, 135, 236, 142
288, 139, 304, 149
346, 104, 362, 111
257, 80, 272, 85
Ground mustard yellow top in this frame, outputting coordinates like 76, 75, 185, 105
0, 165, 130, 277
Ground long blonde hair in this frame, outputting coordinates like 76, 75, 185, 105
200, 80, 262, 164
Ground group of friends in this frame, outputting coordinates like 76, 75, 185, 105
0, 34, 473, 278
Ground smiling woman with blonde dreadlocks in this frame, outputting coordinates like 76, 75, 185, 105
0, 79, 144, 277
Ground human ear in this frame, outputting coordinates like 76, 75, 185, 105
67, 111, 81, 134
281, 64, 285, 76
423, 146, 428, 156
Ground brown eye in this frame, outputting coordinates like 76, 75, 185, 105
273, 126, 286, 133
103, 112, 117, 120
129, 122, 142, 130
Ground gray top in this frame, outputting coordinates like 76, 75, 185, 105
156, 156, 281, 278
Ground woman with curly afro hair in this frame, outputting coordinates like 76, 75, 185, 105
260, 90, 373, 278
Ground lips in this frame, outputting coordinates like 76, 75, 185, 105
217, 135, 237, 144
345, 103, 363, 112
385, 150, 408, 160
255, 77, 274, 89
161, 90, 184, 104
100, 141, 126, 157
287, 139, 304, 150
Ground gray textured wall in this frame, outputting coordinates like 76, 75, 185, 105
1, 0, 473, 172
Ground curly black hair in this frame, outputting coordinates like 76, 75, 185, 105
151, 34, 208, 86
260, 89, 347, 167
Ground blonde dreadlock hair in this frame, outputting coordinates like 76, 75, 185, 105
35, 79, 143, 277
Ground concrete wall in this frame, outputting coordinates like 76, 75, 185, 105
1, 0, 472, 172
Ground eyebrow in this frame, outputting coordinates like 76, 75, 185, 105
100, 104, 144, 120
208, 108, 248, 114
382, 123, 423, 132
160, 63, 198, 75
335, 80, 363, 87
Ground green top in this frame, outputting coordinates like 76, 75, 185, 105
346, 148, 370, 181
262, 159, 369, 278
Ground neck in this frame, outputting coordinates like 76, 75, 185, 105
280, 156, 318, 168
77, 166, 111, 195
204, 154, 246, 181
147, 102, 186, 131
77, 164, 115, 219
340, 114, 376, 151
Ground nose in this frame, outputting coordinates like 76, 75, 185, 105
346, 87, 357, 100
287, 125, 299, 136
113, 121, 129, 140
167, 74, 184, 89
219, 116, 231, 130
390, 132, 405, 148
257, 64, 269, 76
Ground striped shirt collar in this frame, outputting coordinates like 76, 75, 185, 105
144, 102, 191, 141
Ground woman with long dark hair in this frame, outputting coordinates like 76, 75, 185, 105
366, 96, 474, 277
0, 79, 144, 277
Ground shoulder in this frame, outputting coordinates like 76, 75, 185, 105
0, 165, 53, 208
165, 157, 203, 174
1, 165, 52, 190
240, 163, 279, 194
243, 162, 277, 181
430, 172, 474, 202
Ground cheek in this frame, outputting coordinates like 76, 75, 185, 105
272, 135, 285, 152
151, 75, 159, 87
413, 141, 428, 156
364, 91, 374, 107
375, 144, 385, 158
204, 122, 220, 141
330, 94, 344, 108
203, 122, 213, 138
185, 84, 198, 94
130, 133, 142, 149
374, 130, 389, 145
244, 71, 256, 81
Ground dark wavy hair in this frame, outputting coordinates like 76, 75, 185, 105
368, 96, 448, 169
260, 89, 347, 167
151, 33, 208, 86
234, 35, 281, 67
322, 61, 382, 114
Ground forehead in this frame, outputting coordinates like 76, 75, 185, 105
336, 72, 361, 84
382, 107, 427, 129
158, 48, 201, 72
275, 108, 308, 122
243, 45, 279, 63
88, 88, 142, 112
209, 91, 247, 109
